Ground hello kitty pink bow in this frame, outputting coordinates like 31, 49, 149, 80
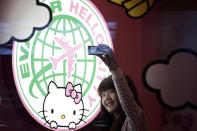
65, 82, 82, 104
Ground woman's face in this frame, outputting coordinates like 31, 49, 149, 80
101, 89, 120, 114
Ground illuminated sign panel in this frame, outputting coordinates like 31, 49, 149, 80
12, 0, 112, 130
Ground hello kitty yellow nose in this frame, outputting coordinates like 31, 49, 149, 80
61, 115, 65, 119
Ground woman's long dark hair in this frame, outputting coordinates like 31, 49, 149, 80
97, 74, 142, 131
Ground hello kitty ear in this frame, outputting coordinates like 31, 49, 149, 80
48, 81, 58, 93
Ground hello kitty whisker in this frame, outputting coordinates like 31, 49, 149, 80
80, 114, 87, 117
79, 118, 86, 123
79, 108, 89, 111
38, 110, 47, 113
41, 116, 48, 120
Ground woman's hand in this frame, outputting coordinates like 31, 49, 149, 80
96, 48, 119, 71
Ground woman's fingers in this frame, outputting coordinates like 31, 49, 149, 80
97, 54, 110, 67
96, 49, 119, 71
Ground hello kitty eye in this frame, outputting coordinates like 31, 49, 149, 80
51, 109, 54, 114
73, 110, 76, 115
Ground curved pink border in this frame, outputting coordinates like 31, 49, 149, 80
12, 0, 113, 130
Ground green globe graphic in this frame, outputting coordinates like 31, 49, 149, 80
29, 15, 96, 99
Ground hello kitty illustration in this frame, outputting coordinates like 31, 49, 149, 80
40, 81, 88, 130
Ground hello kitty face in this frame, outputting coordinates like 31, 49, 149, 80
41, 81, 86, 130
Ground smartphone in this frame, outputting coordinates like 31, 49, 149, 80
88, 44, 111, 55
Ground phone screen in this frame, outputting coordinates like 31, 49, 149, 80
88, 44, 111, 55
88, 46, 105, 55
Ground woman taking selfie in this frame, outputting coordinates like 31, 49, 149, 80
96, 46, 147, 131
